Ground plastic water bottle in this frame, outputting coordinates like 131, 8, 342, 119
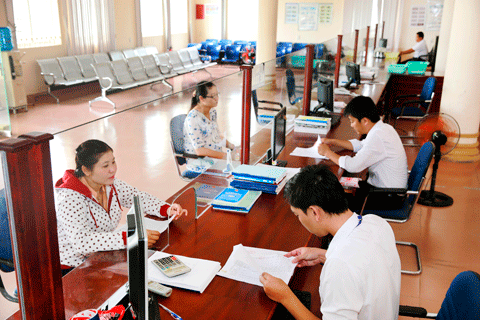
0, 27, 13, 52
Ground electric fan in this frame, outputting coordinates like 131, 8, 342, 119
414, 113, 460, 207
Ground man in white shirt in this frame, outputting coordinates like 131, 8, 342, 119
260, 165, 401, 320
318, 95, 408, 210
398, 31, 429, 63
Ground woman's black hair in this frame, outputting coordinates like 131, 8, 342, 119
74, 140, 113, 178
190, 81, 215, 110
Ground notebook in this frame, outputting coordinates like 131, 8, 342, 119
212, 188, 262, 213
232, 164, 287, 184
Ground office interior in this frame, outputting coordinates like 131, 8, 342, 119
1, 0, 480, 319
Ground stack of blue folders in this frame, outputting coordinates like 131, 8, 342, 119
230, 165, 288, 195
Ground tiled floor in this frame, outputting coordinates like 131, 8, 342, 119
1, 64, 480, 319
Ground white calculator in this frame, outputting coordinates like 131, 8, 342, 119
152, 255, 191, 278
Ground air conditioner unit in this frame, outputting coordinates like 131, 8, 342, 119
2, 51, 27, 114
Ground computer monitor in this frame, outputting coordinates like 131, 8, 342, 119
263, 106, 287, 167
313, 76, 334, 115
345, 62, 361, 89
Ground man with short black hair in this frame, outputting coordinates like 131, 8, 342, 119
260, 165, 401, 320
318, 95, 408, 210
398, 31, 428, 63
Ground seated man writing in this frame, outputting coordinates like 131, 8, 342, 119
398, 31, 428, 64
317, 95, 408, 210
260, 165, 401, 319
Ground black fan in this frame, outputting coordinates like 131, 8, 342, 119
414, 113, 460, 207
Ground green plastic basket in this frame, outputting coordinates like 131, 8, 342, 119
291, 55, 306, 68
406, 61, 429, 75
388, 64, 407, 74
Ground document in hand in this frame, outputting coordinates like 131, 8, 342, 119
148, 251, 221, 293
143, 215, 174, 233
218, 244, 297, 287
290, 135, 327, 159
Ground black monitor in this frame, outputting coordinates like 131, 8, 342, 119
345, 62, 361, 89
312, 76, 334, 115
127, 196, 160, 320
263, 106, 287, 167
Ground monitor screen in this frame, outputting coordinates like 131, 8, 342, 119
127, 196, 149, 319
271, 106, 287, 166
345, 62, 360, 89
317, 76, 334, 114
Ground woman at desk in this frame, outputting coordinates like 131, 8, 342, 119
183, 81, 235, 172
55, 139, 187, 272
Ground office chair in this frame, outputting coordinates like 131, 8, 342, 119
420, 36, 439, 75
389, 77, 437, 128
399, 270, 480, 319
170, 114, 203, 181
0, 189, 18, 303
285, 69, 304, 106
360, 141, 435, 275
251, 90, 283, 124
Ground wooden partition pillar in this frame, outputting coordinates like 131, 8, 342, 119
334, 35, 343, 88
302, 44, 315, 115
353, 29, 359, 64
381, 21, 385, 39
0, 132, 65, 320
364, 26, 370, 66
240, 65, 253, 165
374, 23, 378, 50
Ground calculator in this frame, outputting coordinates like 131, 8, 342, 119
152, 255, 191, 278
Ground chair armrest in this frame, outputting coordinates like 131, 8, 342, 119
396, 94, 420, 101
183, 152, 205, 159
0, 258, 14, 269
98, 76, 113, 90
199, 55, 212, 63
399, 305, 428, 318
368, 187, 408, 195
257, 100, 283, 111
400, 98, 428, 107
41, 72, 56, 86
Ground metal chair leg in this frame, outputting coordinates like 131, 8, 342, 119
47, 87, 59, 104
397, 241, 422, 275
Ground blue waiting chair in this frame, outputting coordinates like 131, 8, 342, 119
206, 44, 221, 62
206, 39, 218, 45
188, 43, 202, 50
361, 141, 435, 275
218, 39, 232, 51
234, 41, 248, 52
399, 271, 480, 319
292, 43, 308, 52
315, 43, 325, 59
286, 69, 304, 106
170, 115, 203, 181
276, 46, 286, 67
0, 189, 17, 303
222, 45, 242, 64
389, 77, 437, 127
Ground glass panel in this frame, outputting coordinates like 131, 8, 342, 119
0, 53, 11, 137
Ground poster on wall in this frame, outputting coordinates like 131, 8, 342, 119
426, 0, 443, 31
205, 4, 219, 16
318, 3, 333, 24
285, 3, 299, 24
299, 3, 319, 31
410, 5, 426, 27
196, 4, 205, 20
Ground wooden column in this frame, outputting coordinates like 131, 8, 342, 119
334, 35, 343, 88
0, 132, 65, 320
302, 44, 315, 116
353, 29, 359, 64
240, 65, 253, 165
364, 26, 370, 66
373, 23, 378, 50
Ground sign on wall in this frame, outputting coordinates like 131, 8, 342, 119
285, 3, 299, 24
206, 4, 219, 16
410, 5, 426, 27
299, 3, 319, 31
426, 0, 443, 31
318, 3, 333, 24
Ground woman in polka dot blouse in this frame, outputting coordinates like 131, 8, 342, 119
55, 140, 187, 271
183, 81, 235, 172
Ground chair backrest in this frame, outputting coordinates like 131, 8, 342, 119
407, 141, 435, 203
109, 50, 125, 61
166, 51, 185, 71
111, 60, 135, 85
145, 46, 159, 55
206, 39, 218, 45
218, 39, 232, 50
276, 46, 286, 57
92, 62, 120, 87
0, 189, 13, 273
57, 56, 84, 81
286, 69, 298, 104
201, 41, 215, 50
126, 57, 149, 81
251, 90, 260, 122
429, 36, 439, 73
156, 53, 173, 74
419, 77, 437, 106
92, 52, 111, 64
436, 271, 480, 320
135, 47, 148, 56
225, 45, 241, 60
76, 54, 97, 78
170, 114, 188, 165
141, 55, 162, 78
177, 49, 194, 68
187, 47, 202, 65
292, 43, 308, 52
206, 44, 221, 60
123, 48, 137, 59
37, 58, 66, 83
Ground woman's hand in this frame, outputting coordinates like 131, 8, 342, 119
146, 229, 160, 247
167, 203, 188, 220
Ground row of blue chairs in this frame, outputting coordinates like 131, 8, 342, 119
188, 40, 256, 65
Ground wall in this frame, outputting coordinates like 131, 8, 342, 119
114, 0, 138, 50
192, 0, 222, 43
276, 0, 345, 44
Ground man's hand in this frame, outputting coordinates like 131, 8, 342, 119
260, 272, 293, 304
167, 203, 188, 220
285, 247, 326, 267
146, 229, 160, 247
318, 143, 332, 157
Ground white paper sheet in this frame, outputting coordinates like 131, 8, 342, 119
143, 215, 174, 233
218, 244, 297, 287
290, 135, 327, 159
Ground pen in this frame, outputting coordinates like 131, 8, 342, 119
159, 303, 183, 320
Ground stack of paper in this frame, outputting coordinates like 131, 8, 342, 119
294, 115, 331, 134
218, 244, 297, 287
230, 164, 288, 195
212, 188, 262, 213
148, 251, 221, 293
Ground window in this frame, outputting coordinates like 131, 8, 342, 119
227, 0, 258, 41
170, 0, 188, 34
12, 0, 62, 48
141, 0, 164, 37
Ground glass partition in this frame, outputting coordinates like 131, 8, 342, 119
0, 53, 11, 137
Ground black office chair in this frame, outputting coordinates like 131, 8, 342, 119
0, 189, 18, 303
170, 114, 204, 182
285, 69, 304, 106
420, 36, 439, 75
251, 90, 283, 124
361, 141, 435, 275
399, 270, 480, 319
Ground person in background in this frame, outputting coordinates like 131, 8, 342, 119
260, 165, 401, 320
317, 96, 408, 211
398, 31, 428, 63
55, 139, 187, 274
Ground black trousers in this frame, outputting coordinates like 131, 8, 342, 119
348, 181, 405, 213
